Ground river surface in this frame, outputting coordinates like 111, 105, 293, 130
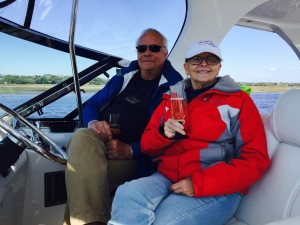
0, 92, 282, 118
250, 92, 281, 114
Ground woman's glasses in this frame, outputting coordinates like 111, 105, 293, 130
136, 45, 165, 53
188, 56, 220, 66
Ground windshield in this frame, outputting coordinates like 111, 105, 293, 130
0, 0, 186, 60
0, 0, 186, 119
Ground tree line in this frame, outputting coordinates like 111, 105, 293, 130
237, 82, 300, 86
1, 74, 300, 86
0, 74, 109, 85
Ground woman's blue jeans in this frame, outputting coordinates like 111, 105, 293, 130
108, 172, 241, 225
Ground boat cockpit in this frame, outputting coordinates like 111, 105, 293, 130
1, 0, 300, 224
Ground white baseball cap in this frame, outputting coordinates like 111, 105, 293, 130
185, 40, 223, 61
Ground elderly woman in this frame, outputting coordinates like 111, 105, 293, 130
108, 40, 270, 225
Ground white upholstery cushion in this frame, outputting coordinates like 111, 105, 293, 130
269, 89, 300, 146
228, 89, 300, 225
264, 215, 300, 225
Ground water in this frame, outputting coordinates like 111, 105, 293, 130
250, 92, 282, 114
0, 92, 95, 118
0, 92, 282, 118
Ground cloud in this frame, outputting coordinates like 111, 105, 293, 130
269, 67, 278, 71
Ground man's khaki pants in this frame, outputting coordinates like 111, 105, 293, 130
63, 128, 138, 225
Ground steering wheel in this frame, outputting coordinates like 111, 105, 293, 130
0, 103, 67, 165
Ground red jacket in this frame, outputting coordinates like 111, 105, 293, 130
141, 76, 270, 197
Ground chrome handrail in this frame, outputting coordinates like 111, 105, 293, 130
69, 0, 83, 127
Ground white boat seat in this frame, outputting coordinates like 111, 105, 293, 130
227, 89, 300, 225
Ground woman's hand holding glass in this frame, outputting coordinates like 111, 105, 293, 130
164, 118, 186, 138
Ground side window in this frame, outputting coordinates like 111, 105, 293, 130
221, 26, 300, 113
0, 32, 100, 118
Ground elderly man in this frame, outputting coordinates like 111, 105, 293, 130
63, 28, 183, 225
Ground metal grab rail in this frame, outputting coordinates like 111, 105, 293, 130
69, 0, 83, 127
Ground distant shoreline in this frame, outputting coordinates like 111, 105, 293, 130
0, 84, 105, 94
0, 84, 300, 93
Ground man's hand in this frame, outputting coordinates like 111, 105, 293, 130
170, 178, 194, 197
88, 120, 112, 141
105, 139, 132, 159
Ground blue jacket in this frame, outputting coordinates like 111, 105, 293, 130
82, 59, 183, 159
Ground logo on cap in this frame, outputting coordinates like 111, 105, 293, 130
198, 40, 217, 48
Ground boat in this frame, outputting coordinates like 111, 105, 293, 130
1, 0, 300, 224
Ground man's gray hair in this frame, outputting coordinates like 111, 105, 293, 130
136, 28, 168, 50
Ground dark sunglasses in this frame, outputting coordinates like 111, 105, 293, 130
136, 45, 165, 53
187, 56, 220, 66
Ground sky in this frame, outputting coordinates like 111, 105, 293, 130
220, 26, 300, 83
2, 26, 300, 83
1, 0, 300, 83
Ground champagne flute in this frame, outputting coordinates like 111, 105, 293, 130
109, 113, 121, 139
170, 83, 186, 123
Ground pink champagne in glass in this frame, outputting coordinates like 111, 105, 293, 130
170, 83, 186, 123
171, 97, 185, 122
